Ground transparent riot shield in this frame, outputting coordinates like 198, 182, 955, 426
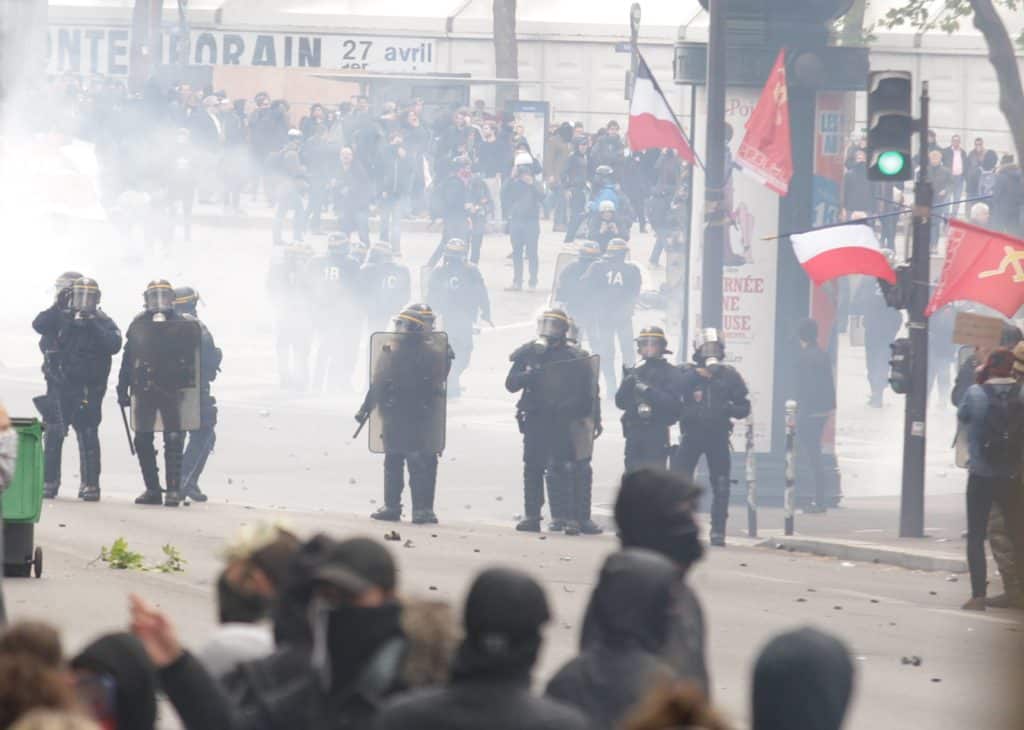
129, 318, 201, 432
548, 251, 577, 307
568, 354, 600, 460
367, 331, 448, 454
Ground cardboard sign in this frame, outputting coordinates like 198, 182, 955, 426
952, 311, 1004, 347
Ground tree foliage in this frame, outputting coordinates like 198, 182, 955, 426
877, 0, 1023, 47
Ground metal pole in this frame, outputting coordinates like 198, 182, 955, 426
899, 82, 931, 538
746, 415, 757, 537
784, 400, 797, 535
702, 0, 726, 330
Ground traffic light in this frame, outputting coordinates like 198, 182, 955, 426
867, 70, 914, 182
889, 337, 912, 394
881, 264, 912, 310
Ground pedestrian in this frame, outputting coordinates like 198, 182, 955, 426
545, 549, 679, 730
335, 146, 372, 246
928, 149, 953, 247
851, 274, 901, 408
607, 468, 708, 692
672, 329, 751, 547
956, 347, 1024, 611
377, 131, 414, 254
561, 137, 590, 243
544, 123, 572, 230
372, 568, 590, 730
966, 137, 988, 197
0, 402, 16, 625
794, 318, 836, 513
752, 627, 854, 730
943, 134, 968, 216
270, 129, 308, 246
300, 122, 338, 235
841, 149, 873, 219
501, 154, 545, 291
992, 154, 1023, 236
585, 199, 630, 252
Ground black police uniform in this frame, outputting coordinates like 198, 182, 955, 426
616, 356, 684, 472
117, 310, 192, 504
553, 255, 600, 348
506, 339, 591, 527
358, 259, 412, 334
33, 303, 122, 496
426, 260, 490, 397
581, 255, 642, 394
311, 248, 362, 393
501, 176, 545, 289
672, 364, 751, 541
180, 315, 222, 500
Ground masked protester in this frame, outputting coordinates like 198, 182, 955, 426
33, 275, 122, 501
71, 633, 159, 730
603, 468, 709, 693
428, 155, 475, 268
672, 328, 751, 547
752, 627, 854, 730
373, 568, 589, 730
506, 310, 596, 532
616, 327, 684, 472
134, 537, 411, 730
546, 549, 680, 730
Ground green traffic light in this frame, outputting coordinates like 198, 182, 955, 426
877, 150, 906, 176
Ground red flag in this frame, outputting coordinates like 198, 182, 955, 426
926, 220, 1024, 317
628, 56, 695, 163
737, 49, 793, 196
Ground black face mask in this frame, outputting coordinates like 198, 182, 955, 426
314, 602, 403, 690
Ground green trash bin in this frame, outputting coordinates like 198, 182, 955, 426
2, 417, 44, 578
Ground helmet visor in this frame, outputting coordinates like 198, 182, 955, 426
144, 285, 175, 313
71, 282, 100, 313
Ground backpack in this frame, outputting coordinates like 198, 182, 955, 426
980, 382, 1024, 470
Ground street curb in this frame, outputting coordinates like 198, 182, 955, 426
756, 536, 967, 573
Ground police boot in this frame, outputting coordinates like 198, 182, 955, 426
410, 454, 439, 525
163, 433, 185, 507
575, 460, 603, 535
709, 477, 730, 547
373, 454, 404, 521
134, 440, 164, 505
76, 430, 89, 499
517, 464, 545, 532
545, 468, 568, 532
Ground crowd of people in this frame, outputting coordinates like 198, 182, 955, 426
0, 469, 856, 730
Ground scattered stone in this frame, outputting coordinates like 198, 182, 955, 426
807, 588, 816, 593
539, 536, 547, 541
349, 477, 357, 485
870, 599, 880, 604
403, 540, 414, 548
796, 597, 807, 603
560, 556, 572, 562
473, 549, 480, 553
841, 561, 856, 567
833, 605, 843, 611
900, 656, 922, 666
563, 585, 575, 593
428, 585, 438, 591
496, 496, 503, 502
945, 575, 958, 582
929, 591, 937, 596
58, 524, 66, 528
562, 623, 572, 630
431, 534, 438, 538
227, 478, 233, 485
465, 504, 472, 509
739, 563, 748, 567
775, 543, 785, 550
384, 531, 401, 542
930, 678, 942, 683
370, 499, 377, 504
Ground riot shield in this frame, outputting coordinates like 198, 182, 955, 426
367, 331, 448, 454
548, 251, 577, 307
568, 354, 600, 460
535, 354, 600, 459
129, 318, 201, 432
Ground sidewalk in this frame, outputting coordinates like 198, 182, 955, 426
732, 493, 968, 573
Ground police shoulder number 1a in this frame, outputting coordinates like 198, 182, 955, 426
606, 270, 624, 286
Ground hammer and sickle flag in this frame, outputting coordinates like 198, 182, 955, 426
736, 49, 793, 196
926, 220, 1024, 318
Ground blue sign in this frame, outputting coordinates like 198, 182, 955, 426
615, 41, 632, 53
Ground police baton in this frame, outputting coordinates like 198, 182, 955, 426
352, 413, 369, 440
120, 404, 136, 456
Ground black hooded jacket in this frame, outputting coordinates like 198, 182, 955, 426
752, 627, 854, 730
546, 549, 679, 730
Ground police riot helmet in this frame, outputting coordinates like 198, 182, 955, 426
606, 238, 629, 259
173, 286, 200, 316
537, 309, 571, 341
444, 239, 468, 264
394, 303, 436, 333
595, 165, 613, 178
143, 279, 175, 313
637, 326, 671, 359
368, 243, 394, 264
693, 327, 725, 366
70, 278, 101, 314
55, 271, 84, 302
578, 242, 601, 261
598, 199, 616, 215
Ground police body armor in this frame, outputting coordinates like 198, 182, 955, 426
127, 317, 202, 432
367, 331, 449, 454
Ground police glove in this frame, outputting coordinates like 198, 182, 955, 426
355, 408, 369, 424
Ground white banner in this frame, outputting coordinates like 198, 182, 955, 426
46, 26, 438, 76
688, 88, 780, 452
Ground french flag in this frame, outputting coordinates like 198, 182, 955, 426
627, 56, 695, 163
790, 223, 896, 286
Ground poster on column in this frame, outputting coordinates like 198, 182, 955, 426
688, 87, 779, 452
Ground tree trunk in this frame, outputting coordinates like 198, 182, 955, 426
493, 0, 519, 114
969, 0, 1024, 165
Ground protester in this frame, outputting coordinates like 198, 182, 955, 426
623, 683, 731, 730
70, 633, 159, 730
751, 627, 854, 730
794, 319, 836, 513
992, 154, 1023, 236
372, 568, 589, 730
0, 653, 79, 729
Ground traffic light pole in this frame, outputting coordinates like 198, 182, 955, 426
899, 82, 931, 538
701, 0, 726, 330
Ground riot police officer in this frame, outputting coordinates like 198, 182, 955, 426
33, 276, 122, 501
506, 309, 595, 532
582, 239, 642, 394
359, 243, 412, 333
356, 304, 453, 525
426, 239, 492, 397
552, 242, 601, 349
311, 235, 362, 393
173, 287, 223, 503
672, 328, 751, 546
615, 327, 683, 473
267, 244, 316, 392
117, 280, 201, 507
